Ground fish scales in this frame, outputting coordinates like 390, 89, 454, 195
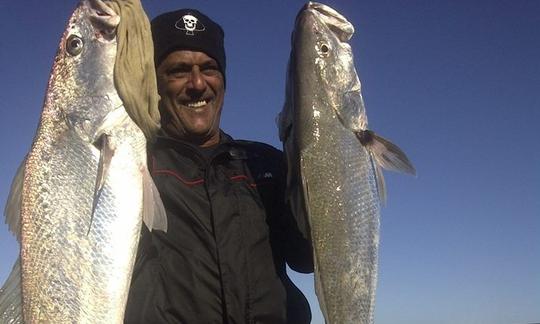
300, 98, 380, 324
0, 0, 165, 323
22, 116, 145, 322
280, 2, 415, 324
20, 4, 144, 322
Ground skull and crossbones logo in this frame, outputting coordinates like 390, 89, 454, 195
175, 14, 206, 35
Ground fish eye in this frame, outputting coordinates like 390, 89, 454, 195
316, 42, 331, 57
66, 35, 84, 56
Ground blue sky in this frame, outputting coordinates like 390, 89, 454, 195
1, 1, 539, 323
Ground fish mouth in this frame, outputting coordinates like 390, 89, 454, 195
295, 3, 319, 28
296, 2, 354, 42
87, 0, 120, 41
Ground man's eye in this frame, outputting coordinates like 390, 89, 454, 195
168, 68, 189, 76
202, 66, 220, 76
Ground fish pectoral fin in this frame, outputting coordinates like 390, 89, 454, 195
142, 166, 167, 232
0, 258, 23, 324
356, 130, 416, 175
4, 157, 26, 243
89, 134, 115, 234
357, 130, 415, 203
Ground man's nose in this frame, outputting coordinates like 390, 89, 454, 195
188, 66, 206, 92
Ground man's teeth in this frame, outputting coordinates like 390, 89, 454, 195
187, 100, 207, 108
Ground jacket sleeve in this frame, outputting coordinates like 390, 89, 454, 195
274, 152, 314, 274
279, 204, 314, 273
244, 141, 314, 274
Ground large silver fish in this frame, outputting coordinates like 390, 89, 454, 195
0, 0, 165, 323
278, 2, 415, 323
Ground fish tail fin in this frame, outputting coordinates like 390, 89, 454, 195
0, 258, 23, 324
356, 130, 416, 203
142, 167, 167, 232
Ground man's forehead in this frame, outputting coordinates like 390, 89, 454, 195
162, 50, 218, 66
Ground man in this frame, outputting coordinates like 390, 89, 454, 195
124, 9, 314, 324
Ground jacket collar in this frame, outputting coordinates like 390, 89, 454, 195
153, 130, 249, 162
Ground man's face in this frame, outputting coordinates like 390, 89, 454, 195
156, 50, 224, 146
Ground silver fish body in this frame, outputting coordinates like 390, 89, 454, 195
279, 3, 415, 324
0, 1, 164, 323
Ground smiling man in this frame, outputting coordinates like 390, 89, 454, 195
124, 9, 314, 324
156, 50, 224, 145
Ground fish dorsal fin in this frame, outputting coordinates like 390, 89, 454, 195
278, 57, 295, 143
297, 154, 330, 322
0, 258, 23, 324
4, 157, 26, 242
142, 166, 167, 232
276, 109, 292, 143
312, 246, 330, 324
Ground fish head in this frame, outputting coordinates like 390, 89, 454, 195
292, 2, 367, 132
48, 0, 122, 143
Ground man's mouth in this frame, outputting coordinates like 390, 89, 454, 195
185, 100, 209, 108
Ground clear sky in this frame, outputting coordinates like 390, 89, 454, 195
1, 1, 539, 323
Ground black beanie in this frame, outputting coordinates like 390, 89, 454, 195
151, 9, 226, 82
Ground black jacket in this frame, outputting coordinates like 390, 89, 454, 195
124, 132, 313, 324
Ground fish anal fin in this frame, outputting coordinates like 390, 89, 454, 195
4, 157, 26, 242
142, 167, 167, 232
0, 258, 23, 324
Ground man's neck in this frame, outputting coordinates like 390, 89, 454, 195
163, 128, 221, 148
